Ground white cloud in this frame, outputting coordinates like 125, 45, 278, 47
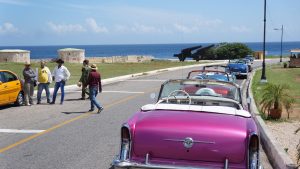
231, 26, 251, 33
86, 18, 108, 33
47, 22, 86, 33
173, 23, 199, 33
0, 22, 18, 34
114, 23, 169, 34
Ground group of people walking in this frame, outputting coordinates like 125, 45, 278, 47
22, 59, 103, 114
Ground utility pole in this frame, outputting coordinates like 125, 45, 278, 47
261, 0, 267, 83
274, 25, 284, 62
280, 24, 283, 62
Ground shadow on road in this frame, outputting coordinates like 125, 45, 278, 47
61, 111, 87, 114
64, 98, 84, 101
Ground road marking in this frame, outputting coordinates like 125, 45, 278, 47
0, 129, 45, 134
0, 87, 158, 154
102, 91, 144, 94
240, 79, 246, 88
66, 91, 144, 94
125, 79, 166, 82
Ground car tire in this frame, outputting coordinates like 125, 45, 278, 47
14, 92, 24, 106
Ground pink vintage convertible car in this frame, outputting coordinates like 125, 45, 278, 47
112, 79, 261, 169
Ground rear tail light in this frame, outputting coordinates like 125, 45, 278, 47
120, 126, 131, 161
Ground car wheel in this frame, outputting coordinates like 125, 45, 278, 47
244, 75, 248, 79
14, 92, 24, 106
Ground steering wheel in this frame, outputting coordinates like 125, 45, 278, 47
166, 90, 191, 105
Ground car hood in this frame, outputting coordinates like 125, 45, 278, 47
132, 108, 249, 164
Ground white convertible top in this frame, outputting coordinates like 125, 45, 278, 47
141, 103, 251, 118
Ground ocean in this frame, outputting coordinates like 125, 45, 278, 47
1, 42, 299, 60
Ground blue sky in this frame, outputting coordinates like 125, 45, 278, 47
0, 0, 299, 46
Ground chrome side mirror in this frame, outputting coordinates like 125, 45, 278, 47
150, 93, 156, 100
247, 97, 251, 104
0, 81, 3, 85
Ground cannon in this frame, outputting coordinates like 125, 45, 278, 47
174, 44, 215, 61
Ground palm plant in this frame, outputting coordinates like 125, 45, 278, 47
260, 83, 295, 119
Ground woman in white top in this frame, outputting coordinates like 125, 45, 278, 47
50, 59, 71, 105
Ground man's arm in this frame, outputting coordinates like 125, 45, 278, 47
64, 67, 71, 81
98, 73, 102, 92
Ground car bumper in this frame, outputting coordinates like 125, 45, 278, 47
112, 159, 263, 169
232, 72, 248, 76
112, 159, 217, 169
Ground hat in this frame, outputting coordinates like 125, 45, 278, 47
24, 61, 31, 66
56, 59, 64, 64
91, 64, 98, 70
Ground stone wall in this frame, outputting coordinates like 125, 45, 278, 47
58, 48, 85, 63
0, 50, 30, 63
86, 55, 153, 63
289, 58, 300, 68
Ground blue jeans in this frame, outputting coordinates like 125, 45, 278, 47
89, 87, 102, 110
37, 83, 50, 102
52, 81, 65, 103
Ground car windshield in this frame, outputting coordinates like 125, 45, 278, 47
159, 79, 241, 103
193, 74, 229, 82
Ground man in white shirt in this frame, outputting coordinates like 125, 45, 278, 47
50, 59, 71, 105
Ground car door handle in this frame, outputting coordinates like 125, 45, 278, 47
16, 83, 19, 85
4, 86, 7, 88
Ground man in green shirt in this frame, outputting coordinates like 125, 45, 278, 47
79, 59, 91, 100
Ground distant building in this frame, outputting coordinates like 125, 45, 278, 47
254, 51, 264, 60
289, 48, 300, 68
58, 48, 85, 63
0, 49, 30, 63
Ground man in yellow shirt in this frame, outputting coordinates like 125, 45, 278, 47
37, 61, 52, 104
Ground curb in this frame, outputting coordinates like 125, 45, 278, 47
247, 68, 297, 169
36, 60, 227, 95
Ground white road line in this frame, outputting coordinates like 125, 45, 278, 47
240, 79, 246, 88
66, 91, 144, 94
102, 91, 145, 94
125, 79, 166, 82
0, 129, 45, 134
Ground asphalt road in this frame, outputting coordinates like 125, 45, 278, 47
0, 59, 281, 169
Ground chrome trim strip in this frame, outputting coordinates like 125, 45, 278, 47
224, 159, 228, 169
164, 139, 215, 144
145, 153, 149, 165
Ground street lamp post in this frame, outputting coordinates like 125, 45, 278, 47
261, 0, 267, 83
274, 25, 284, 62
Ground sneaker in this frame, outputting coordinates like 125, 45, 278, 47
25, 103, 31, 106
50, 102, 55, 104
60, 102, 63, 105
97, 107, 104, 114
37, 101, 41, 104
80, 98, 86, 100
88, 109, 94, 112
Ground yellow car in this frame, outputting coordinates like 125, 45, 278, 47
0, 70, 24, 106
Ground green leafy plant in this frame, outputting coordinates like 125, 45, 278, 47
214, 42, 253, 60
260, 83, 295, 119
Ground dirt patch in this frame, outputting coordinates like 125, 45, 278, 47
296, 75, 300, 82
266, 120, 300, 165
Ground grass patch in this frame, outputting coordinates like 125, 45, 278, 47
0, 60, 205, 87
252, 65, 300, 119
